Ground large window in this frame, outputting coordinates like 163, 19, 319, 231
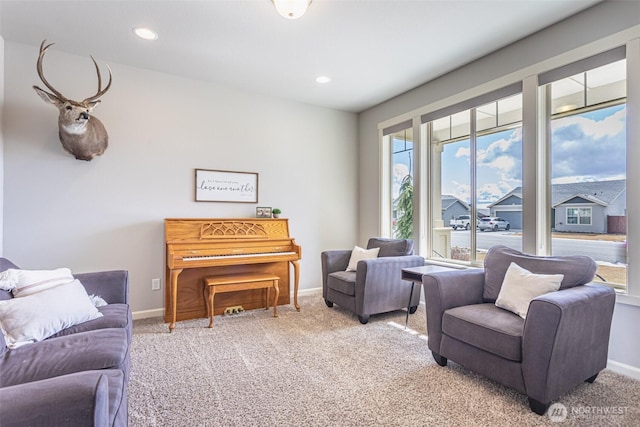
390, 127, 414, 239
427, 93, 522, 264
380, 40, 637, 297
546, 58, 627, 289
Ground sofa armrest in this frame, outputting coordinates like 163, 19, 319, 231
321, 250, 352, 299
75, 270, 129, 304
522, 283, 616, 404
422, 269, 485, 353
0, 371, 110, 427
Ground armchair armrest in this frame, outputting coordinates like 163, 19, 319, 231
321, 250, 351, 280
0, 371, 110, 427
522, 283, 615, 404
75, 270, 129, 304
355, 255, 425, 316
422, 269, 485, 353
321, 250, 352, 300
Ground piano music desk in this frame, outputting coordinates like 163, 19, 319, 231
204, 273, 280, 327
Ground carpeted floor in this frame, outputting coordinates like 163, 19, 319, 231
129, 293, 640, 426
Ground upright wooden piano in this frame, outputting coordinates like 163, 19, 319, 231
165, 218, 301, 331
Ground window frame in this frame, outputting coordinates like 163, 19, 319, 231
378, 32, 640, 304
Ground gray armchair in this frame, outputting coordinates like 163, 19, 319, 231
321, 238, 425, 324
423, 245, 615, 415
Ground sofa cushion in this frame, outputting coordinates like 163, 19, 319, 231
0, 280, 103, 348
483, 245, 597, 302
367, 238, 414, 257
50, 303, 132, 344
327, 271, 356, 296
442, 303, 525, 362
0, 328, 129, 387
495, 262, 563, 319
346, 246, 380, 271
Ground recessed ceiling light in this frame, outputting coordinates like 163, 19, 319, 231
315, 76, 331, 84
133, 27, 158, 40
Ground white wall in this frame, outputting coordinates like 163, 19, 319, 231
3, 41, 358, 314
358, 1, 640, 374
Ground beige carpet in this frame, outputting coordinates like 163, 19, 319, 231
129, 294, 640, 426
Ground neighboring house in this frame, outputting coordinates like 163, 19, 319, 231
441, 195, 470, 227
487, 179, 626, 233
392, 193, 471, 227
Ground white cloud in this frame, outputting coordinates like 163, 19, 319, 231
553, 108, 625, 139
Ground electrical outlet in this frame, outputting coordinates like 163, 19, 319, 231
151, 278, 161, 291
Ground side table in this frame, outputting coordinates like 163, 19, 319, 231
401, 264, 461, 329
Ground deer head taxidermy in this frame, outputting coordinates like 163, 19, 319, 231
33, 40, 112, 161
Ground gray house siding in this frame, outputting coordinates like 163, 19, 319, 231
443, 201, 470, 227
607, 189, 626, 216
554, 202, 607, 233
490, 194, 523, 229
494, 210, 523, 230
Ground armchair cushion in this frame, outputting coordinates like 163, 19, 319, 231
495, 262, 563, 319
367, 238, 414, 257
483, 245, 597, 302
346, 246, 380, 271
327, 271, 357, 296
443, 303, 524, 361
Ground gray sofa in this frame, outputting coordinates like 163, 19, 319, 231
0, 257, 131, 427
321, 238, 425, 323
423, 245, 616, 415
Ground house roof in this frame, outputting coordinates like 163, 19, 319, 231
441, 195, 470, 211
487, 179, 626, 208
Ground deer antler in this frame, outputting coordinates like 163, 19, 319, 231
35, 40, 67, 102
82, 55, 112, 104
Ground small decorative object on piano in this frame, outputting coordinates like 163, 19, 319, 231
256, 207, 272, 218
272, 208, 281, 218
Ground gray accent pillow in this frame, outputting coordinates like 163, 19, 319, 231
483, 245, 597, 302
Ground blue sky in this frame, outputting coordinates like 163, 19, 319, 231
393, 104, 626, 207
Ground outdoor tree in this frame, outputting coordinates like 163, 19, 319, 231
394, 175, 413, 239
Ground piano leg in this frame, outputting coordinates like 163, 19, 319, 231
169, 268, 183, 332
291, 260, 301, 311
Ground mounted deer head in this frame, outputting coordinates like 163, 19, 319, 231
33, 40, 112, 161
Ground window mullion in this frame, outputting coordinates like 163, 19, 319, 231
470, 109, 477, 262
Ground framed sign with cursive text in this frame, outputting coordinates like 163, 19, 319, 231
195, 169, 258, 203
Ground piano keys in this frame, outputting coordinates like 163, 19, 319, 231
165, 218, 301, 331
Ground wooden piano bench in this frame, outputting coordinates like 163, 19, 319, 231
203, 273, 280, 328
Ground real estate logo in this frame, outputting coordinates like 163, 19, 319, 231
548, 403, 568, 422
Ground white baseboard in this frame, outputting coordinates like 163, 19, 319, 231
132, 308, 164, 320
132, 287, 324, 320
607, 359, 640, 380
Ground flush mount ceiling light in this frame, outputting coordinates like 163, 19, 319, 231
315, 76, 331, 84
133, 27, 158, 40
272, 0, 312, 20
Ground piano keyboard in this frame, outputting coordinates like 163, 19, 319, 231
183, 251, 296, 261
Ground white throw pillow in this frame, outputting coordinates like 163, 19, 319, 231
0, 267, 74, 297
495, 262, 564, 319
0, 279, 103, 348
346, 246, 380, 272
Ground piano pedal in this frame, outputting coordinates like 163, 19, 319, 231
224, 305, 245, 315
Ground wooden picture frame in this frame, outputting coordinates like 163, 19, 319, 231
195, 169, 258, 203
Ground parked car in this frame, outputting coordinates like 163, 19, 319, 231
478, 217, 511, 231
450, 215, 478, 230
